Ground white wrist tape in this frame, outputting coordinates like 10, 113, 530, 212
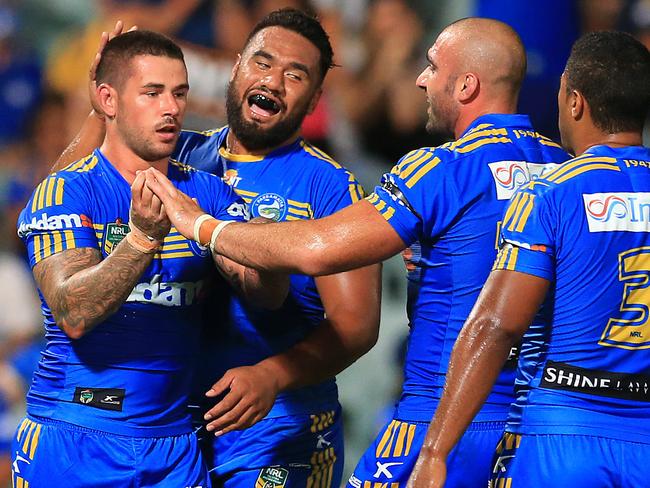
193, 213, 215, 245
210, 220, 235, 252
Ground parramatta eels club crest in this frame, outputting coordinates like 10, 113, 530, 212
251, 193, 287, 221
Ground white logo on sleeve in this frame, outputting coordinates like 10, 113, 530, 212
373, 461, 403, 479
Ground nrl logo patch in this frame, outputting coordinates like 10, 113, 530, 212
104, 219, 129, 254
255, 467, 288, 488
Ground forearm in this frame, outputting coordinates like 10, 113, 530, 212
42, 241, 154, 339
257, 315, 378, 391
52, 111, 106, 172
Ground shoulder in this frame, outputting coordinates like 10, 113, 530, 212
178, 126, 227, 143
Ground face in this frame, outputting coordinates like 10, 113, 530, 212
226, 26, 322, 151
114, 55, 189, 162
557, 72, 574, 153
415, 32, 459, 138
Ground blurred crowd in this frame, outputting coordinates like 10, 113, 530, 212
1, 0, 649, 485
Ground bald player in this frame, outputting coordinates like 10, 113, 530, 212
143, 18, 570, 487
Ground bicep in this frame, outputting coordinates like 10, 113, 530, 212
33, 247, 102, 307
471, 269, 550, 338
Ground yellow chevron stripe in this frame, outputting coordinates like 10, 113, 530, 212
288, 207, 310, 217
158, 251, 194, 259
375, 420, 397, 458
552, 163, 620, 184
515, 195, 535, 232
36, 180, 47, 210
392, 149, 427, 175
539, 138, 563, 149
406, 157, 441, 188
374, 200, 387, 212
287, 199, 311, 208
506, 193, 531, 232
64, 230, 75, 249
235, 188, 258, 198
55, 179, 65, 205
21, 421, 36, 454
16, 418, 29, 442
505, 247, 519, 271
164, 234, 187, 243
382, 207, 395, 220
398, 152, 432, 180
455, 136, 512, 154
404, 423, 416, 456
161, 243, 190, 251
393, 421, 408, 457
44, 177, 56, 207
450, 127, 506, 150
78, 156, 99, 172
545, 156, 616, 182
33, 236, 43, 263
29, 424, 42, 459
502, 193, 523, 230
219, 146, 263, 162
301, 142, 342, 168
52, 231, 63, 254
62, 154, 93, 173
41, 234, 52, 260
366, 194, 380, 205
380, 421, 400, 458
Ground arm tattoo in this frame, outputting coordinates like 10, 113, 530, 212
34, 240, 154, 338
213, 253, 244, 295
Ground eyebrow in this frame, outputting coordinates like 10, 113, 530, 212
253, 49, 311, 77
142, 82, 190, 91
426, 53, 436, 68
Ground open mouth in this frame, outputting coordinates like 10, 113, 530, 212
247, 93, 281, 117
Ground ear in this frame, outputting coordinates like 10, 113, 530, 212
457, 72, 479, 103
97, 83, 118, 119
570, 89, 585, 121
306, 88, 322, 115
230, 54, 242, 82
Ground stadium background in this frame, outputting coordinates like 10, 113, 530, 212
0, 0, 648, 486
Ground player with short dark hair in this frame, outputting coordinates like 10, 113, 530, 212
144, 17, 570, 487
405, 30, 650, 487
10, 30, 286, 488
50, 10, 381, 488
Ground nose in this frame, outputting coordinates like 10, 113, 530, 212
416, 68, 429, 90
162, 92, 181, 116
260, 68, 284, 95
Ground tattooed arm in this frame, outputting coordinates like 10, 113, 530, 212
33, 244, 155, 339
32, 172, 170, 339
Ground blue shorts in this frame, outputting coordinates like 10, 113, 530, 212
11, 416, 210, 487
347, 418, 504, 488
490, 432, 650, 487
198, 407, 344, 488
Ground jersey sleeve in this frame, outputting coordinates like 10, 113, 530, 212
311, 165, 366, 219
17, 173, 97, 268
493, 183, 556, 281
202, 172, 250, 223
367, 148, 461, 246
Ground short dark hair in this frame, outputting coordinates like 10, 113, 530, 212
565, 31, 650, 133
244, 8, 334, 81
96, 30, 185, 88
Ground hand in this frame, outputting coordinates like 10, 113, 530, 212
90, 20, 137, 117
130, 171, 171, 242
203, 364, 280, 435
406, 454, 446, 488
143, 167, 206, 240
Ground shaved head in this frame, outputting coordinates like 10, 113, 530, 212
437, 17, 526, 99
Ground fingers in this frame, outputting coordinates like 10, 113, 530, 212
109, 20, 124, 39
131, 171, 146, 203
144, 167, 176, 200
207, 406, 258, 436
204, 389, 242, 427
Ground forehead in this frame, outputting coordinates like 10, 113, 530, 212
125, 55, 188, 86
429, 29, 455, 62
243, 26, 321, 69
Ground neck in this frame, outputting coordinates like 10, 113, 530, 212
575, 130, 643, 156
454, 99, 517, 138
225, 130, 299, 157
100, 139, 168, 184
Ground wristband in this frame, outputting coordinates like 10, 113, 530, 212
193, 214, 216, 245
210, 220, 235, 252
125, 230, 160, 254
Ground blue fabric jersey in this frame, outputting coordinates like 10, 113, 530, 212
495, 145, 650, 443
16, 149, 246, 437
174, 127, 365, 417
368, 114, 570, 423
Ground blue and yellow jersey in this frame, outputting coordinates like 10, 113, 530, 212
495, 144, 650, 442
368, 114, 569, 422
174, 127, 365, 416
17, 149, 247, 437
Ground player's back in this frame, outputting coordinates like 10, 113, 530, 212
372, 114, 570, 422
502, 144, 650, 442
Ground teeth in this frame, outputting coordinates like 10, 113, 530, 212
249, 94, 279, 112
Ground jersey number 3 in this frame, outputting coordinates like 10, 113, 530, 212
600, 246, 650, 349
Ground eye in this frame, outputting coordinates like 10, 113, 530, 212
256, 61, 270, 69
146, 91, 158, 97
286, 72, 302, 82
174, 91, 187, 99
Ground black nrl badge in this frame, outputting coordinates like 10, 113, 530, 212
73, 387, 125, 411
